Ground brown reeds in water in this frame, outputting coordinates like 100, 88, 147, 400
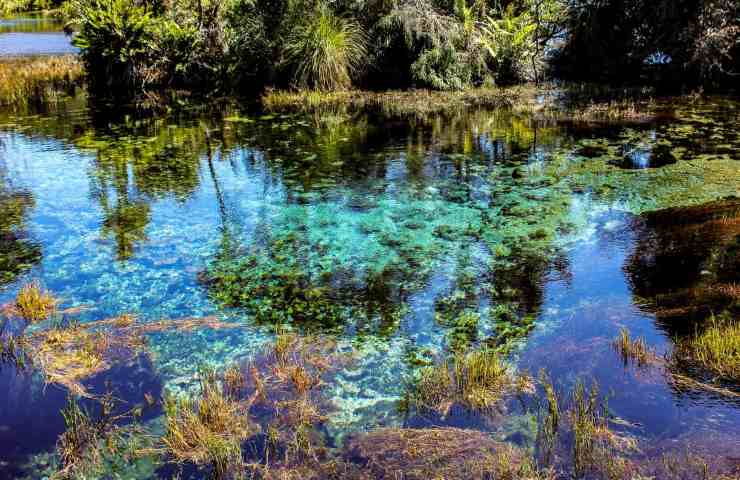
162, 367, 257, 479
0, 56, 83, 108
613, 327, 654, 367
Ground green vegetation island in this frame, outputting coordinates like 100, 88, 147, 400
0, 0, 739, 479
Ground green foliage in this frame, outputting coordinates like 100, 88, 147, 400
284, 4, 368, 90
480, 4, 537, 83
70, 0, 157, 91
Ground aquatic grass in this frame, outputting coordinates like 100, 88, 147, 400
13, 280, 58, 323
56, 392, 158, 479
404, 348, 532, 416
673, 315, 740, 382
0, 56, 83, 108
162, 367, 256, 479
262, 86, 524, 119
613, 328, 654, 367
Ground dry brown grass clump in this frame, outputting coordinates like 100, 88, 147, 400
162, 368, 257, 479
0, 56, 83, 108
403, 348, 533, 417
27, 323, 147, 396
12, 280, 58, 323
343, 427, 551, 480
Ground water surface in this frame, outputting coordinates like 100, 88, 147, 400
0, 15, 76, 56
0, 91, 738, 476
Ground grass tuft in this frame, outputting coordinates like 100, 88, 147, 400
673, 316, 740, 382
613, 328, 653, 367
404, 348, 531, 416
162, 367, 256, 479
14, 280, 58, 323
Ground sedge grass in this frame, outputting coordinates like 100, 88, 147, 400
675, 316, 740, 381
0, 56, 83, 109
613, 328, 653, 367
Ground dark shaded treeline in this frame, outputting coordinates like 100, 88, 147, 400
555, 0, 740, 90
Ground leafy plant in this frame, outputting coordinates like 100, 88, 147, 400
284, 3, 368, 90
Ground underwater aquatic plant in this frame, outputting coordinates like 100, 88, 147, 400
13, 280, 58, 323
343, 427, 551, 480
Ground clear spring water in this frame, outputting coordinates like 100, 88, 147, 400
0, 19, 740, 468
0, 87, 738, 476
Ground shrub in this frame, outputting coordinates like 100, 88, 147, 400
70, 0, 157, 92
284, 4, 368, 90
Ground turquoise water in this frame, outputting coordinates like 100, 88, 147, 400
0, 90, 738, 476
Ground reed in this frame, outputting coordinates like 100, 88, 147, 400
0, 56, 83, 109
405, 348, 530, 415
162, 367, 256, 479
613, 327, 653, 367
262, 86, 523, 119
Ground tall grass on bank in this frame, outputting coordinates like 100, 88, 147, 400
262, 86, 525, 118
0, 56, 83, 108
674, 316, 740, 381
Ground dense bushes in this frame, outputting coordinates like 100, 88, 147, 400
554, 0, 740, 89
65, 0, 739, 96
66, 0, 566, 96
